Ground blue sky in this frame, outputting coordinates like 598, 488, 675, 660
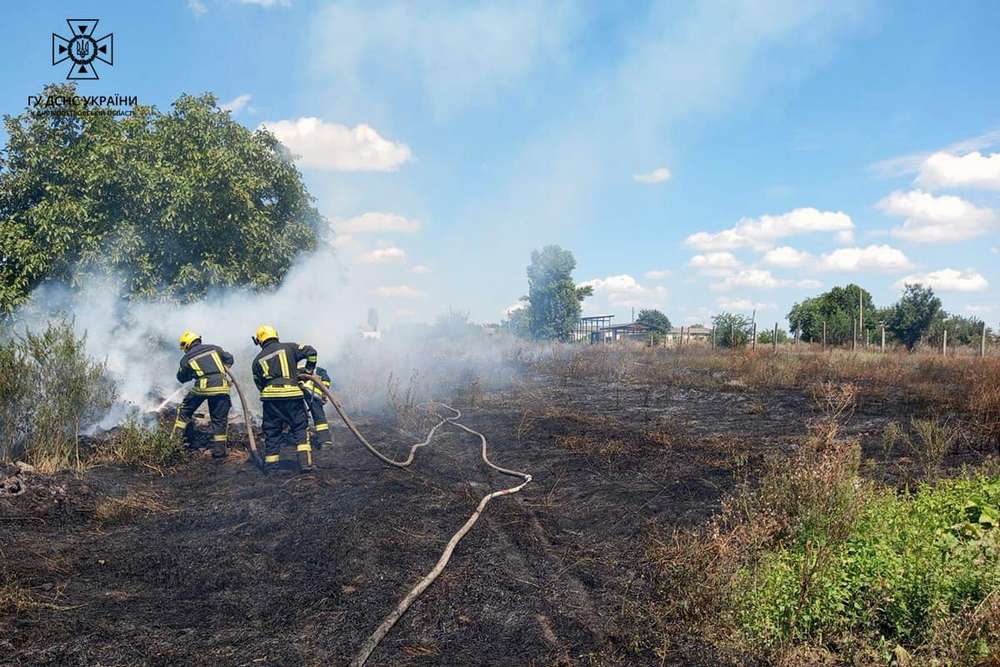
4, 1, 1000, 329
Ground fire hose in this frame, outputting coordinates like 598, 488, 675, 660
221, 370, 532, 665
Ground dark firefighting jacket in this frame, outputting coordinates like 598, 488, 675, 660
299, 366, 332, 403
176, 343, 234, 396
252, 339, 317, 400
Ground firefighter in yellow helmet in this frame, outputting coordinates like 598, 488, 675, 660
172, 330, 234, 458
251, 325, 318, 474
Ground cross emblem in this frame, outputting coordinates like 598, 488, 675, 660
52, 19, 114, 80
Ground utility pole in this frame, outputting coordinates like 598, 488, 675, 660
773, 323, 778, 353
752, 322, 757, 351
859, 286, 864, 349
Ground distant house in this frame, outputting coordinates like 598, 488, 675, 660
663, 325, 712, 344
594, 321, 654, 342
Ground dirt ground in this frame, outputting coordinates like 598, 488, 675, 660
1, 367, 986, 666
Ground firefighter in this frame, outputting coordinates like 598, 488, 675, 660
298, 365, 333, 450
251, 325, 318, 474
172, 330, 234, 459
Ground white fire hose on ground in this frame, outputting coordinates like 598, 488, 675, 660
223, 370, 532, 666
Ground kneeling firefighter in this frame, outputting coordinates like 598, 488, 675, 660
298, 365, 333, 450
251, 325, 318, 473
172, 331, 234, 459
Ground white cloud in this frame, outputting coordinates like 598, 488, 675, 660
633, 167, 671, 184
688, 252, 742, 276
871, 129, 1000, 178
239, 0, 290, 6
817, 244, 912, 272
762, 246, 812, 268
644, 269, 672, 280
966, 304, 996, 315
685, 208, 854, 251
220, 94, 251, 113
411, 264, 430, 274
878, 190, 995, 242
717, 297, 775, 312
895, 269, 988, 293
333, 212, 421, 234
916, 151, 1000, 191
835, 229, 855, 244
260, 118, 412, 171
375, 285, 424, 298
187, 0, 207, 16
714, 269, 820, 291
359, 247, 406, 264
579, 274, 667, 309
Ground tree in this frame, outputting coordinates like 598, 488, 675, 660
636, 308, 671, 334
757, 327, 790, 345
787, 284, 877, 346
0, 83, 323, 314
887, 284, 942, 351
712, 312, 752, 348
926, 313, 987, 348
524, 245, 591, 341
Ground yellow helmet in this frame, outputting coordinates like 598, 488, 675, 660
254, 324, 278, 346
178, 330, 201, 351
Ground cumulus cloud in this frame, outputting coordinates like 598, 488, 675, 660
333, 212, 421, 234
685, 208, 854, 251
633, 167, 671, 184
187, 0, 207, 16
644, 269, 672, 280
713, 269, 820, 291
688, 252, 742, 276
260, 118, 412, 171
894, 269, 988, 293
717, 297, 775, 312
877, 190, 995, 242
359, 247, 406, 264
375, 284, 424, 298
579, 274, 667, 309
916, 151, 1000, 191
762, 246, 812, 268
817, 244, 912, 272
220, 94, 251, 113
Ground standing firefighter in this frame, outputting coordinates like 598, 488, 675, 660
299, 366, 333, 450
172, 330, 234, 459
251, 325, 318, 474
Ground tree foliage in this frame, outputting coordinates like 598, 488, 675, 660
636, 308, 671, 334
712, 311, 752, 348
524, 245, 591, 341
926, 313, 989, 348
887, 284, 942, 350
0, 83, 322, 314
757, 327, 790, 345
787, 284, 876, 345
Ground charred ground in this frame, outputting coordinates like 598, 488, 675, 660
1, 352, 991, 666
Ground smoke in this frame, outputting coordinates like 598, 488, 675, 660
11, 248, 539, 431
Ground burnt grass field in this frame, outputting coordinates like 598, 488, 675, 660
2, 349, 995, 666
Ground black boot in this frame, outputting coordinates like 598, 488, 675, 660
296, 444, 314, 474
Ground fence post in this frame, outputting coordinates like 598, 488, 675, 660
852, 318, 857, 351
752, 322, 757, 351
982, 321, 988, 358
773, 323, 778, 353
942, 329, 948, 356
881, 324, 886, 353
822, 321, 827, 351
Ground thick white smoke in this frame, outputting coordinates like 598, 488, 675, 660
12, 248, 538, 431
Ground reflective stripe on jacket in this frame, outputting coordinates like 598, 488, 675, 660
176, 343, 233, 396
252, 340, 317, 400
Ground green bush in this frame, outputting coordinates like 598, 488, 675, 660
735, 475, 1000, 656
0, 320, 115, 470
98, 415, 180, 467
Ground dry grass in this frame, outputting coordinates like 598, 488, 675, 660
92, 491, 174, 525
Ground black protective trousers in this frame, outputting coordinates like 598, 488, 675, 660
173, 392, 231, 456
304, 394, 332, 446
261, 397, 310, 466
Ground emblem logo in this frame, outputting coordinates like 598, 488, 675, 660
52, 19, 114, 80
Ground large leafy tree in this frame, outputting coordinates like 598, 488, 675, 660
926, 312, 988, 348
636, 308, 671, 333
787, 284, 877, 345
0, 83, 322, 314
525, 245, 592, 341
887, 284, 942, 351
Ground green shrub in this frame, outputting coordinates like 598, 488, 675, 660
734, 475, 1000, 658
97, 415, 180, 467
0, 320, 115, 470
